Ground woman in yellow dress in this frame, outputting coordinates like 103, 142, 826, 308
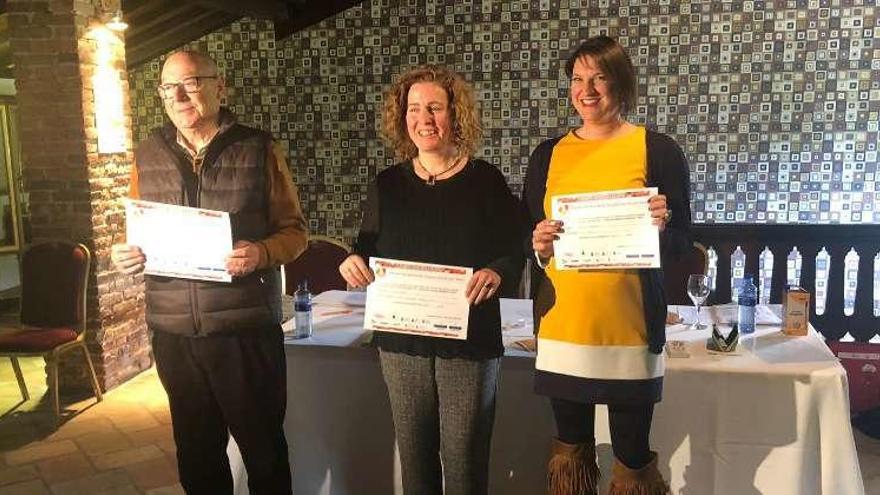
523, 36, 692, 495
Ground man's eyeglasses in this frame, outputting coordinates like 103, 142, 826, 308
157, 76, 218, 99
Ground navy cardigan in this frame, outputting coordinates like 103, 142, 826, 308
521, 130, 693, 354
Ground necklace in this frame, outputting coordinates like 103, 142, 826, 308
414, 155, 462, 186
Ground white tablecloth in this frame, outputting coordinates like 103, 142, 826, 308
229, 294, 864, 495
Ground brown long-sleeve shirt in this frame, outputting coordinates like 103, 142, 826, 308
129, 140, 308, 269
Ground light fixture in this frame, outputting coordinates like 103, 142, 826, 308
90, 27, 126, 154
106, 10, 128, 32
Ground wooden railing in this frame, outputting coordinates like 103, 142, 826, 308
692, 225, 880, 342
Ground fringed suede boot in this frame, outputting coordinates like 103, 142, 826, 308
547, 438, 600, 495
607, 451, 669, 495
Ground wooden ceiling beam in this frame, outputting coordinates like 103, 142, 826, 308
274, 0, 363, 40
126, 11, 240, 67
125, 5, 205, 47
190, 0, 288, 20
121, 0, 368, 69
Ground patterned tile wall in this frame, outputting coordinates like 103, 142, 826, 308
128, 0, 880, 241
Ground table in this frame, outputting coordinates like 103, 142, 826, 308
657, 306, 864, 495
229, 293, 864, 495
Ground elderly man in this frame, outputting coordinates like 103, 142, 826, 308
111, 50, 307, 494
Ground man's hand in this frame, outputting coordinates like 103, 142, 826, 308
226, 240, 262, 277
466, 268, 502, 305
111, 244, 146, 275
338, 254, 374, 288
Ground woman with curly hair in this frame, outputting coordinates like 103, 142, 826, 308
338, 65, 522, 495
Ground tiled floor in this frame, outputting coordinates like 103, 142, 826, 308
1, 355, 879, 494
0, 357, 181, 495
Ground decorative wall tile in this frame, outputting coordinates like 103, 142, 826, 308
129, 0, 880, 241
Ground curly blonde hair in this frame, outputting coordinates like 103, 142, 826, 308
380, 65, 482, 160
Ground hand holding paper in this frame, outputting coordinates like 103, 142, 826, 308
647, 194, 669, 232
339, 254, 375, 288
111, 243, 146, 275
225, 240, 262, 277
532, 219, 565, 260
465, 268, 501, 305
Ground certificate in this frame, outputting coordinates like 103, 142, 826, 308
552, 187, 660, 270
364, 257, 472, 340
125, 199, 233, 283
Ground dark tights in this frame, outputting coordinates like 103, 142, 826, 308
551, 397, 655, 470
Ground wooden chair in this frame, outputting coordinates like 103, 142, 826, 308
663, 241, 709, 305
0, 241, 103, 421
281, 235, 351, 295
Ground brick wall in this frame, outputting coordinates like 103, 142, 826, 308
9, 0, 150, 392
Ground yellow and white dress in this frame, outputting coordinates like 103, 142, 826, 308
534, 127, 665, 404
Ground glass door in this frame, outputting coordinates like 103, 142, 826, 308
0, 102, 22, 298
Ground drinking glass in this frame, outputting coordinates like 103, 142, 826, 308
687, 274, 711, 330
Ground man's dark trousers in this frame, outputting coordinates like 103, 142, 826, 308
153, 326, 292, 495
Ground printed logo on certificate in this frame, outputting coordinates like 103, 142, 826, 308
364, 257, 472, 340
551, 187, 661, 270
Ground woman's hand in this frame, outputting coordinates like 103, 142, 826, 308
532, 219, 564, 261
648, 194, 669, 232
111, 244, 146, 275
466, 268, 502, 305
338, 254, 374, 288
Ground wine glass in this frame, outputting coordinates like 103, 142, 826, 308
686, 274, 711, 330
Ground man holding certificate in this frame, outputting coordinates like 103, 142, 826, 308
523, 37, 691, 495
338, 66, 522, 495
110, 51, 307, 494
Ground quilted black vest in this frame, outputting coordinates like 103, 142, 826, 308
133, 115, 281, 336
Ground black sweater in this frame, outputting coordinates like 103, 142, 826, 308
354, 158, 523, 359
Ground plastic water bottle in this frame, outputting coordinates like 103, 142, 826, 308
730, 246, 746, 302
814, 247, 830, 316
759, 247, 774, 305
737, 274, 757, 335
293, 280, 312, 339
787, 247, 802, 287
707, 246, 718, 291
843, 248, 859, 317
873, 253, 880, 317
